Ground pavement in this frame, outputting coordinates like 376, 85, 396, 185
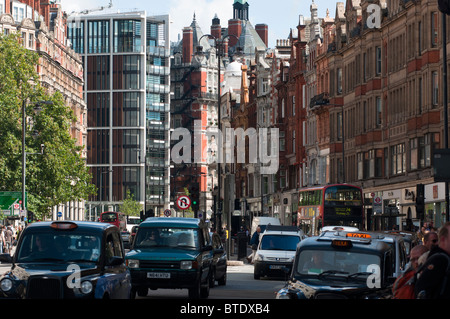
227, 245, 253, 266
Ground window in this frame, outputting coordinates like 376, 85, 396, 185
376, 46, 382, 75
279, 131, 285, 151
363, 52, 367, 81
418, 77, 423, 114
431, 12, 438, 48
68, 20, 85, 54
292, 96, 296, 116
279, 169, 286, 188
376, 97, 382, 127
88, 20, 110, 53
337, 68, 343, 94
113, 55, 141, 90
114, 19, 142, 53
391, 143, 406, 175
281, 99, 285, 118
432, 71, 439, 107
410, 138, 418, 170
292, 130, 296, 154
418, 21, 422, 54
357, 153, 364, 180
13, 7, 18, 21
419, 134, 437, 168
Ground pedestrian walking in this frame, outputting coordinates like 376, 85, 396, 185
0, 226, 4, 254
4, 226, 13, 254
418, 231, 439, 265
415, 222, 450, 299
248, 226, 261, 264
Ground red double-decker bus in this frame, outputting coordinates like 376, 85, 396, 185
297, 184, 364, 236
100, 211, 127, 232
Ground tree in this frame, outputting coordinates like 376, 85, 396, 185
119, 190, 143, 217
0, 33, 96, 220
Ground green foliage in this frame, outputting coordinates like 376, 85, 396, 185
0, 33, 96, 220
119, 190, 143, 217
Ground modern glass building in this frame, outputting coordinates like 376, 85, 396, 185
68, 12, 171, 219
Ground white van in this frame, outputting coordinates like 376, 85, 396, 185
126, 216, 141, 233
250, 217, 281, 236
253, 225, 304, 279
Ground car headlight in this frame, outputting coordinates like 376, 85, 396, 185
276, 292, 292, 299
80, 281, 93, 294
180, 261, 193, 270
0, 278, 13, 292
126, 259, 139, 268
254, 254, 263, 262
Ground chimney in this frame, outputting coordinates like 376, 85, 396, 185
228, 19, 242, 47
182, 27, 194, 64
255, 24, 268, 47
211, 14, 222, 40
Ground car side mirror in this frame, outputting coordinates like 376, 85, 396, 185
107, 256, 124, 266
0, 253, 13, 264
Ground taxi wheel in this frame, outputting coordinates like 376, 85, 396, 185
218, 272, 227, 286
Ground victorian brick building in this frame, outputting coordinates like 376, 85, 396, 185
1, 0, 86, 220
306, 0, 448, 230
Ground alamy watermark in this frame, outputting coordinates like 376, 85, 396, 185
366, 264, 381, 289
366, 4, 386, 29
171, 121, 280, 175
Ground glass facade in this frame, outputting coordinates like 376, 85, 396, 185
145, 18, 171, 214
88, 20, 110, 54
71, 13, 170, 219
113, 19, 142, 53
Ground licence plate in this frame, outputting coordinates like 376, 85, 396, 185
147, 272, 171, 279
269, 265, 283, 270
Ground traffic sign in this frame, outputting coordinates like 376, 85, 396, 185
176, 196, 191, 210
164, 209, 171, 217
373, 196, 382, 214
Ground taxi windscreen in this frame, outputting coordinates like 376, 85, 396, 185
16, 232, 102, 263
296, 249, 380, 277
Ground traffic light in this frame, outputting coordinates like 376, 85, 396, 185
416, 184, 425, 221
27, 211, 34, 223
189, 182, 200, 216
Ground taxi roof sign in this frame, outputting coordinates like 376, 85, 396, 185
346, 232, 371, 239
331, 239, 353, 248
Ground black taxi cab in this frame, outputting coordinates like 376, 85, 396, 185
276, 230, 395, 299
0, 221, 131, 299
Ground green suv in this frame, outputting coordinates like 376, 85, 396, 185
125, 218, 214, 298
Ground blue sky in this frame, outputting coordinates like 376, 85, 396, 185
60, 0, 340, 48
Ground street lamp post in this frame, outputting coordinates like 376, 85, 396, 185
22, 100, 52, 223
313, 95, 345, 183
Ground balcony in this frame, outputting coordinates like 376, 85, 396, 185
309, 92, 330, 110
